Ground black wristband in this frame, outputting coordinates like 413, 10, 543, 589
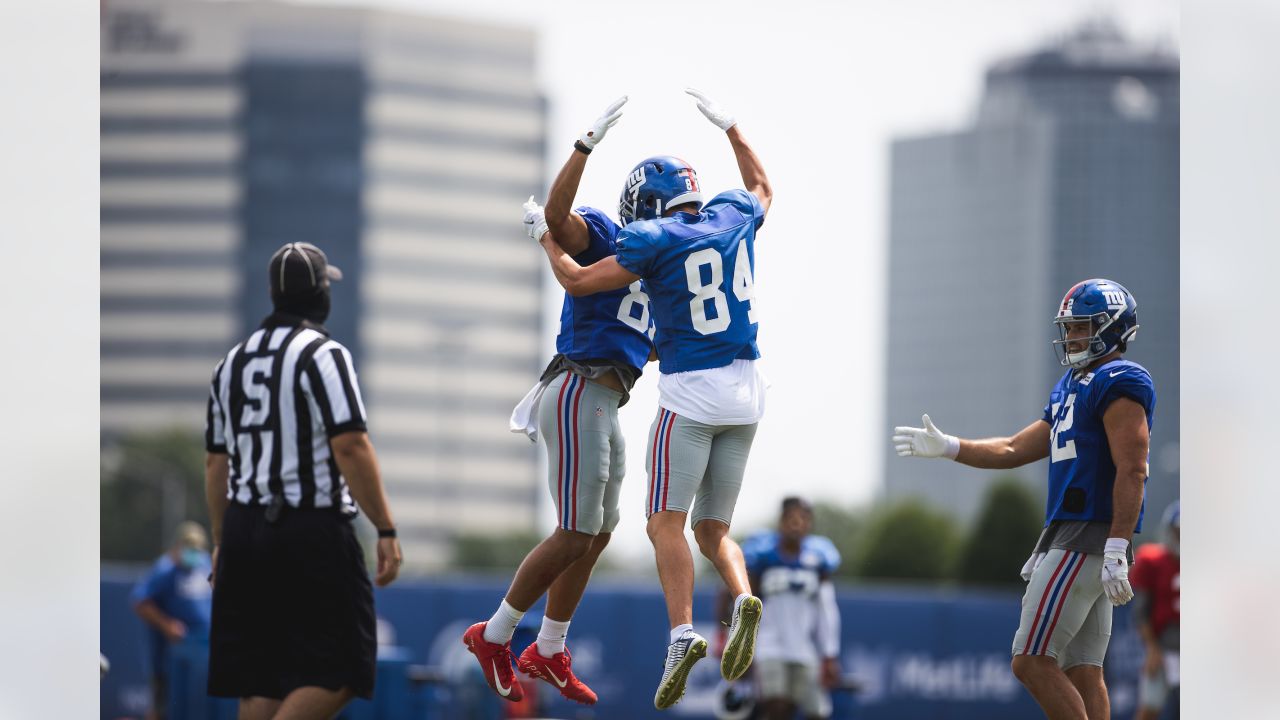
377, 527, 397, 539
573, 139, 592, 155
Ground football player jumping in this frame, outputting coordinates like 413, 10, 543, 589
534, 88, 772, 710
463, 97, 654, 706
893, 279, 1155, 720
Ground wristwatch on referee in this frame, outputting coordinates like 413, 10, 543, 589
377, 527, 397, 539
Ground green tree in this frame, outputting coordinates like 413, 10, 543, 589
851, 499, 961, 581
812, 502, 865, 580
954, 476, 1044, 587
451, 531, 545, 572
101, 431, 209, 562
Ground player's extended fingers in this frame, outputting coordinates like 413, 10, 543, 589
922, 414, 940, 433
604, 111, 623, 127
892, 427, 922, 436
602, 95, 628, 116
895, 445, 914, 456
685, 87, 710, 104
891, 432, 917, 443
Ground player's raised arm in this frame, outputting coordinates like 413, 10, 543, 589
524, 196, 638, 296
892, 414, 1050, 469
543, 97, 628, 256
686, 88, 772, 216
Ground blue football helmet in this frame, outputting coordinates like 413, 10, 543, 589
1051, 278, 1139, 369
617, 155, 702, 226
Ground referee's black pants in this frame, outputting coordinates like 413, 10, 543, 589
207, 502, 376, 700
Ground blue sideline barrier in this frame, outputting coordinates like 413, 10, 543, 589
102, 568, 1161, 720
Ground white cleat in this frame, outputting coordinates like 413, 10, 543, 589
654, 631, 708, 710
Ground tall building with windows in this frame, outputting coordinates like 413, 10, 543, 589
883, 22, 1179, 524
102, 0, 545, 568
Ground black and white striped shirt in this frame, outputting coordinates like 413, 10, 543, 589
205, 314, 367, 513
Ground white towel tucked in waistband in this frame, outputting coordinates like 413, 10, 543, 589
509, 380, 549, 443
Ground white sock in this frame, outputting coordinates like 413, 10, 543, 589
669, 623, 694, 644
536, 617, 571, 658
483, 599, 525, 645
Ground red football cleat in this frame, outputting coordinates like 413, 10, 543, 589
517, 643, 598, 705
462, 622, 525, 702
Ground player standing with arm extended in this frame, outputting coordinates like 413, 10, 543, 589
892, 279, 1154, 720
535, 88, 772, 710
462, 97, 655, 706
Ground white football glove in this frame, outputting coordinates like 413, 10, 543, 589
1019, 552, 1047, 582
892, 414, 960, 459
522, 196, 549, 242
579, 96, 627, 150
1101, 538, 1134, 606
685, 88, 737, 131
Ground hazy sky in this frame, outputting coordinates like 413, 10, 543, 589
294, 0, 1179, 564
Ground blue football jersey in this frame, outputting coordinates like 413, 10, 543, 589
1042, 358, 1156, 531
742, 531, 841, 599
615, 189, 765, 373
555, 206, 653, 371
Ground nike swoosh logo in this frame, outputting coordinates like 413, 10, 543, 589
491, 661, 513, 696
1110, 370, 1127, 377
545, 667, 569, 688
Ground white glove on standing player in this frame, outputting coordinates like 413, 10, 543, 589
1101, 538, 1134, 605
522, 196, 549, 242
579, 96, 627, 150
892, 414, 961, 459
1019, 552, 1047, 582
685, 88, 737, 131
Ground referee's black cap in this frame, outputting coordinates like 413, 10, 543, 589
268, 242, 343, 300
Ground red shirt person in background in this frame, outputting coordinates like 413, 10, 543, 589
1129, 500, 1179, 720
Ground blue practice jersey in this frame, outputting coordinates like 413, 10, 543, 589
615, 189, 764, 373
1043, 358, 1156, 531
742, 531, 841, 599
130, 552, 213, 676
555, 206, 653, 371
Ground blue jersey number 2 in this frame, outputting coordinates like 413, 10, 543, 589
1049, 393, 1077, 463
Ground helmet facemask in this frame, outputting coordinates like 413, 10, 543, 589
1053, 313, 1112, 369
618, 165, 645, 226
1051, 311, 1140, 369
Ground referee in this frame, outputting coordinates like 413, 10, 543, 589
204, 241, 401, 719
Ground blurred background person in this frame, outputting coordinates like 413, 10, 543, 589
1131, 501, 1180, 720
130, 521, 213, 720
730, 497, 842, 720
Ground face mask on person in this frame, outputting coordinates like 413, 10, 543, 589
180, 548, 204, 568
